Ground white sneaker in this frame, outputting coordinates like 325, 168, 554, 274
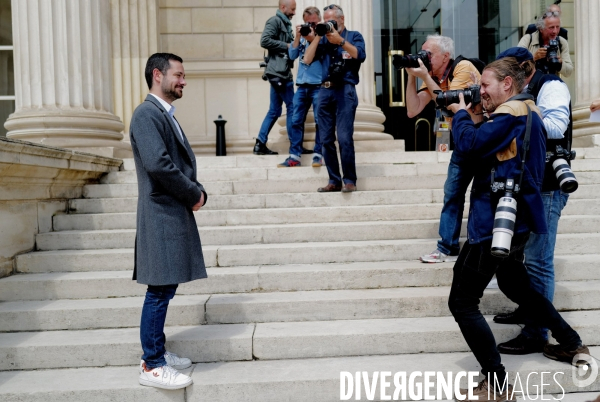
139, 351, 192, 374
164, 351, 192, 370
139, 363, 192, 390
420, 249, 458, 263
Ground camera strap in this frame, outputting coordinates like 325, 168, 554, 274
491, 94, 533, 194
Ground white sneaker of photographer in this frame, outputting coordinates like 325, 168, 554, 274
139, 363, 192, 390
139, 351, 192, 374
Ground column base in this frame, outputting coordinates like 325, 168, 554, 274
572, 106, 600, 148
4, 108, 130, 157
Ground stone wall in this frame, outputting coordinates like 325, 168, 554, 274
159, 0, 275, 155
0, 138, 122, 278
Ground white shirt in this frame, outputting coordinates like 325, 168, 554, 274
149, 93, 184, 142
523, 80, 570, 140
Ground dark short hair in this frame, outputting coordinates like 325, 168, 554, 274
144, 53, 183, 90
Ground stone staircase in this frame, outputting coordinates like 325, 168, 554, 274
1, 150, 600, 402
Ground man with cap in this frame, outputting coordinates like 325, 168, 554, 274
492, 47, 573, 356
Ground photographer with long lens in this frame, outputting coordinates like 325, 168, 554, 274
448, 57, 587, 401
303, 4, 365, 193
402, 34, 481, 263
491, 48, 577, 356
517, 9, 572, 77
278, 6, 324, 168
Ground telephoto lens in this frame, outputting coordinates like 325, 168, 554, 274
552, 158, 578, 193
491, 179, 517, 257
315, 20, 337, 36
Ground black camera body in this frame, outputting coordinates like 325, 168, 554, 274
315, 20, 338, 36
546, 145, 578, 193
392, 50, 431, 71
433, 85, 481, 109
300, 23, 313, 37
327, 60, 345, 83
545, 39, 562, 74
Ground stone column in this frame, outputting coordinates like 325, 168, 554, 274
5, 0, 129, 157
572, 0, 600, 147
110, 0, 158, 142
273, 0, 393, 152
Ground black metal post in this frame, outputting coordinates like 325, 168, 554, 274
214, 115, 227, 156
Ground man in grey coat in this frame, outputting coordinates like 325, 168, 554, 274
130, 53, 207, 390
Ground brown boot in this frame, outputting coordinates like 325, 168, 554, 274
458, 379, 515, 402
543, 343, 590, 366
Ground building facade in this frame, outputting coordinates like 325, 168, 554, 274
1, 0, 599, 156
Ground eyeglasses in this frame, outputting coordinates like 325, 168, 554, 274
324, 4, 343, 13
543, 11, 560, 18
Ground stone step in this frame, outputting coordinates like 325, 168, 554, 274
0, 324, 254, 371
35, 215, 600, 251
53, 198, 600, 231
66, 184, 600, 214
0, 295, 209, 332
252, 311, 600, 360
1, 312, 598, 371
18, 234, 600, 271
68, 188, 446, 214
83, 174, 450, 198
119, 152, 446, 172
101, 163, 450, 184
2, 280, 598, 332
203, 280, 600, 324
5, 255, 600, 300
2, 348, 597, 402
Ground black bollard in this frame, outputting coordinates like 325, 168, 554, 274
214, 115, 227, 156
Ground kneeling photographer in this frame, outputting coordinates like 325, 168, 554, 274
304, 4, 365, 193
447, 57, 587, 400
399, 34, 482, 263
491, 48, 578, 356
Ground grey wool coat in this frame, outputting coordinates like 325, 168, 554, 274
130, 94, 207, 286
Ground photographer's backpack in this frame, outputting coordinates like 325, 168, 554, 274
448, 55, 486, 82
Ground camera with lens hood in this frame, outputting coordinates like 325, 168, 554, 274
433, 85, 481, 109
315, 20, 338, 36
547, 145, 578, 193
392, 50, 431, 71
545, 39, 562, 74
490, 178, 519, 257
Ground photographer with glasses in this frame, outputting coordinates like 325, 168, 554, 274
518, 5, 573, 77
524, 3, 568, 40
278, 6, 324, 168
304, 4, 365, 193
403, 34, 482, 263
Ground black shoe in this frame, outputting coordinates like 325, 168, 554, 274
497, 334, 547, 355
493, 307, 525, 324
253, 139, 278, 155
301, 147, 314, 154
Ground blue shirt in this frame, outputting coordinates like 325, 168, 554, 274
452, 99, 548, 244
319, 28, 366, 85
289, 38, 323, 85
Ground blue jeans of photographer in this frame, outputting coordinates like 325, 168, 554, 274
140, 284, 178, 369
318, 84, 359, 186
521, 190, 569, 341
258, 80, 294, 144
437, 153, 473, 256
289, 84, 322, 158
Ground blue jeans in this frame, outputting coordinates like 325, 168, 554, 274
317, 84, 359, 185
140, 284, 178, 368
437, 153, 473, 256
289, 84, 322, 158
257, 80, 294, 144
522, 190, 569, 341
449, 234, 581, 382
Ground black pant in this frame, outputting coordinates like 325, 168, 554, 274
448, 233, 581, 380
